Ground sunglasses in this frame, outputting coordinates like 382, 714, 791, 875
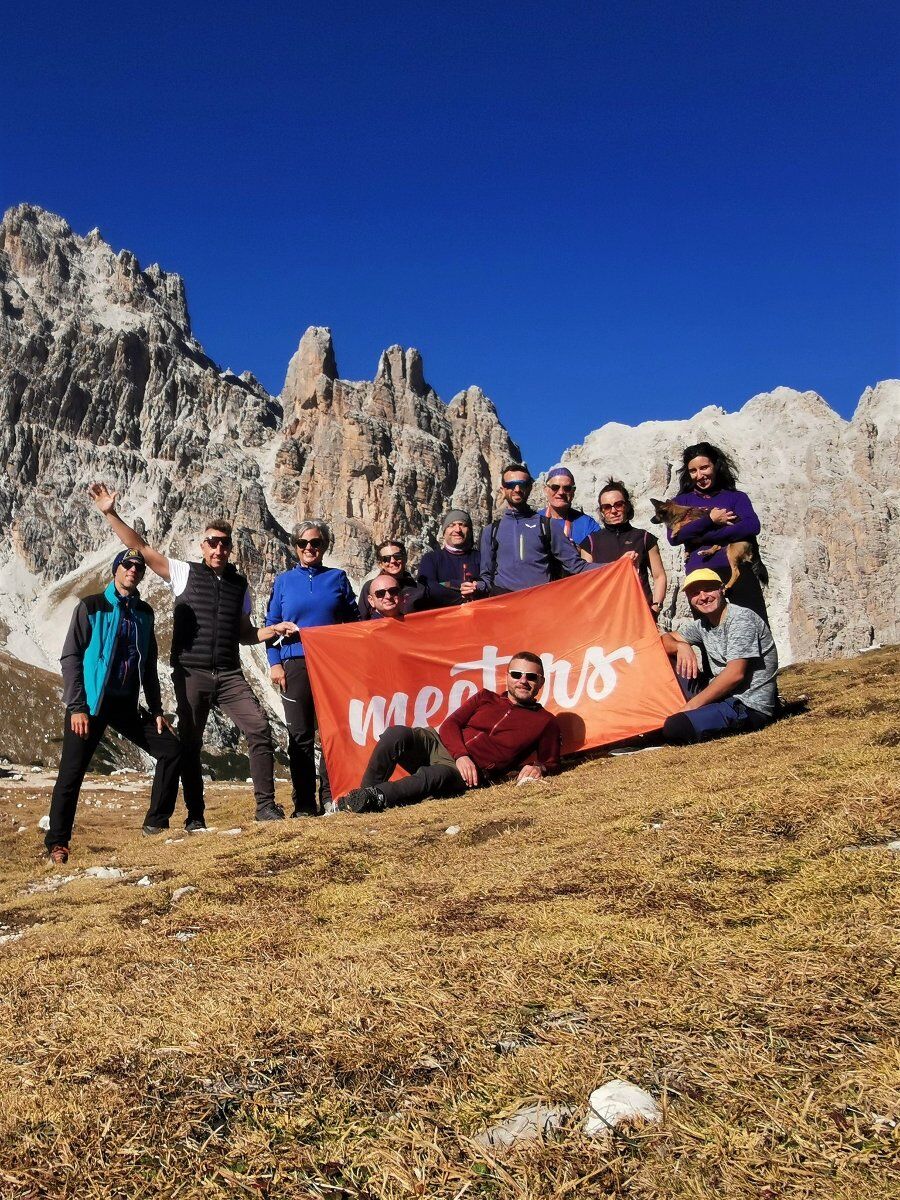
600, 500, 626, 512
295, 538, 324, 549
509, 669, 542, 682
379, 553, 404, 563
503, 479, 531, 491
547, 483, 574, 493
373, 586, 400, 599
119, 563, 145, 574
204, 536, 232, 549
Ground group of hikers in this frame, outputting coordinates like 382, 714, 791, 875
43, 442, 778, 863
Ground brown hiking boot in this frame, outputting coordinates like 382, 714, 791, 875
49, 845, 69, 865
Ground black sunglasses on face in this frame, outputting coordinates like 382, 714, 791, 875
379, 553, 404, 563
547, 483, 574, 493
503, 479, 530, 491
295, 538, 324, 549
600, 500, 626, 512
509, 669, 542, 682
204, 536, 232, 549
373, 586, 400, 599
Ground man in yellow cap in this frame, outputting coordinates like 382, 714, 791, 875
660, 569, 778, 742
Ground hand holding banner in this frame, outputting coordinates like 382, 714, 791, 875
303, 558, 684, 799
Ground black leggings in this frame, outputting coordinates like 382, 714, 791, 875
282, 658, 332, 814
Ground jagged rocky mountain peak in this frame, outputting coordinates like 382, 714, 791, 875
0, 203, 896, 680
0, 208, 519, 673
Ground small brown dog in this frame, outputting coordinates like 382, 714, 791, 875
650, 498, 768, 590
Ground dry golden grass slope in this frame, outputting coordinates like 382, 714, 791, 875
1, 650, 898, 1200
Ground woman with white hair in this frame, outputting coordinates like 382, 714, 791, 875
265, 520, 359, 816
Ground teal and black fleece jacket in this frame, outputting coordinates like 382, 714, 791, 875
60, 581, 162, 716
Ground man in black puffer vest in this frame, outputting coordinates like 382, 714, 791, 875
89, 484, 299, 827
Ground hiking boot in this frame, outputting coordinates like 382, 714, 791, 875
184, 817, 207, 833
337, 786, 386, 814
255, 802, 286, 822
142, 824, 167, 836
48, 845, 69, 865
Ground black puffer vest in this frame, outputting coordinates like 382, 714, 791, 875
171, 562, 248, 670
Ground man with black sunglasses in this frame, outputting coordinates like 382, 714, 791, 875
44, 548, 183, 863
542, 465, 601, 546
337, 651, 561, 813
479, 462, 600, 594
365, 573, 405, 619
88, 483, 298, 826
359, 541, 428, 619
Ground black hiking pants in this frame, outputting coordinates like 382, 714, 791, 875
47, 698, 182, 849
281, 657, 332, 815
361, 726, 466, 807
172, 666, 275, 818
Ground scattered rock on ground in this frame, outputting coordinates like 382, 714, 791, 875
171, 886, 198, 903
475, 1103, 575, 1148
583, 1079, 662, 1137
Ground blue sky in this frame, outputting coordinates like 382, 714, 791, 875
4, 1, 897, 468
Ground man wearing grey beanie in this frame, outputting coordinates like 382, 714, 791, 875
418, 509, 485, 609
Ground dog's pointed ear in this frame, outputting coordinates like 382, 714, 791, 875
649, 499, 663, 523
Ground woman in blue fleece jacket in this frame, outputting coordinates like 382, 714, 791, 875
266, 520, 359, 815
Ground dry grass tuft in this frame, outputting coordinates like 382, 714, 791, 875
1, 649, 898, 1198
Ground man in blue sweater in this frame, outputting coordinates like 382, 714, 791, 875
45, 550, 182, 863
479, 463, 602, 594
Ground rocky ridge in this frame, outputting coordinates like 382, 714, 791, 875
0, 204, 520, 681
0, 201, 896, 731
554, 381, 900, 663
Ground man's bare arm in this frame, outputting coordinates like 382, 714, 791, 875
87, 483, 171, 581
239, 611, 300, 646
684, 659, 748, 711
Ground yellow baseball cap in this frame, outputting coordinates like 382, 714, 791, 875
683, 568, 724, 591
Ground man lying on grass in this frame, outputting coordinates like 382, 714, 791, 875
660, 568, 778, 742
337, 651, 562, 813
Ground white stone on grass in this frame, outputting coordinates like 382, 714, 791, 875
171, 886, 197, 903
445, 825, 461, 836
83, 866, 128, 881
475, 1103, 574, 1147
135, 875, 153, 887
37, 815, 50, 831
583, 1080, 662, 1138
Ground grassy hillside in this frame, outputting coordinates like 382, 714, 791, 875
0, 649, 897, 1199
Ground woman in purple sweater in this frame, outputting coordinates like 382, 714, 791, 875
670, 442, 769, 621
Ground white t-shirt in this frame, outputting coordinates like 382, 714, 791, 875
166, 558, 252, 615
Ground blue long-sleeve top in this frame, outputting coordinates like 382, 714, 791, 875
668, 488, 762, 575
479, 506, 600, 592
265, 564, 359, 663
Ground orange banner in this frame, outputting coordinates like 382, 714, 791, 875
302, 558, 684, 799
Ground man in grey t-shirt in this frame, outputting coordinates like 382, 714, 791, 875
660, 568, 778, 742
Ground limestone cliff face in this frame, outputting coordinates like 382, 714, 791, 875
0, 202, 895, 686
0, 205, 519, 676
555, 382, 900, 664
275, 329, 519, 577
